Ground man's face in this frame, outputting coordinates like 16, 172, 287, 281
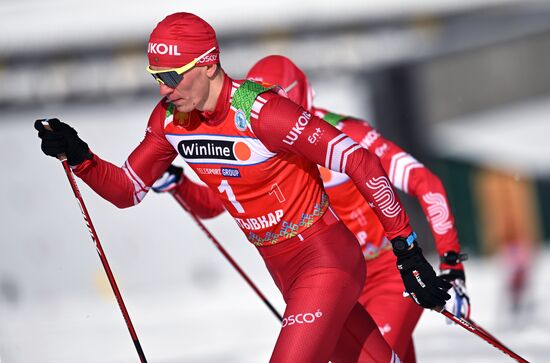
154, 66, 210, 113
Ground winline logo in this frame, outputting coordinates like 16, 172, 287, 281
178, 139, 251, 161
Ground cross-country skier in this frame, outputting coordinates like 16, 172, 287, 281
34, 13, 450, 363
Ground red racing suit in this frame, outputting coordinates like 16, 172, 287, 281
71, 75, 414, 362
314, 107, 463, 362
170, 106, 464, 362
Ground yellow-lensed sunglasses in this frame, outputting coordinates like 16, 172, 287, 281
146, 46, 216, 88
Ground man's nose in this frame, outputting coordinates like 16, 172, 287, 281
159, 83, 174, 96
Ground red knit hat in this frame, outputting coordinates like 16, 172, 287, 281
246, 55, 314, 111
148, 12, 219, 67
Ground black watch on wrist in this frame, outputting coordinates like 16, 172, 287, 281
440, 251, 468, 265
391, 232, 417, 252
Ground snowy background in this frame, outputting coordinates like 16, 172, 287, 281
1, 1, 549, 362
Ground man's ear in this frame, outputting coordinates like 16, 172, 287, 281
205, 63, 219, 78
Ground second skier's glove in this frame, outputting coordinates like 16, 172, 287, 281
439, 269, 470, 322
438, 250, 470, 322
439, 251, 470, 321
34, 118, 92, 166
152, 165, 183, 193
392, 234, 451, 310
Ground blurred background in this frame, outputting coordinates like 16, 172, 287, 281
1, 0, 549, 362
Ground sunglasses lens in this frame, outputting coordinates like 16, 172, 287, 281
151, 74, 164, 85
152, 71, 182, 88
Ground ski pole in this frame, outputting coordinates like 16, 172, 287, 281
173, 193, 283, 322
40, 120, 148, 363
464, 316, 515, 355
440, 309, 529, 363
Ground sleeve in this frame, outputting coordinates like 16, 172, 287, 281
251, 95, 413, 240
171, 174, 226, 219
341, 120, 463, 270
72, 102, 178, 208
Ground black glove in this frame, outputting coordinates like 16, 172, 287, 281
34, 118, 92, 166
152, 165, 184, 193
392, 236, 451, 310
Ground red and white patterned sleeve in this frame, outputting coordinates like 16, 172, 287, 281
72, 101, 178, 208
341, 119, 463, 269
251, 94, 413, 240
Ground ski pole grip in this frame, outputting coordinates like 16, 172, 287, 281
40, 120, 67, 161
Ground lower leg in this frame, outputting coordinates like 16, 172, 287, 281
331, 302, 399, 363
